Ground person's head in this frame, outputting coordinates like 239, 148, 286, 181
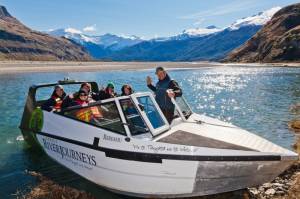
78, 89, 89, 101
121, 84, 133, 96
106, 82, 115, 95
80, 82, 91, 93
54, 85, 64, 97
155, 66, 167, 80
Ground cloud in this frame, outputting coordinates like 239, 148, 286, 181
178, 0, 259, 20
83, 24, 97, 32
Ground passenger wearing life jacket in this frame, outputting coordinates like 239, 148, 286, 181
146, 66, 182, 124
73, 89, 90, 106
42, 85, 66, 112
73, 89, 103, 123
79, 82, 98, 100
61, 82, 97, 109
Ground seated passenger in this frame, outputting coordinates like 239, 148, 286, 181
97, 82, 117, 100
61, 82, 96, 109
41, 85, 66, 112
121, 84, 134, 96
72, 89, 92, 106
73, 90, 103, 122
80, 82, 97, 100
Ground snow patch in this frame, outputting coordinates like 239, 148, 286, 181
183, 26, 222, 37
228, 7, 281, 30
65, 27, 82, 34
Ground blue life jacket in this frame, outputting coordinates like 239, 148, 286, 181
155, 74, 174, 111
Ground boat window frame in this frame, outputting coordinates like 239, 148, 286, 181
59, 98, 128, 136
118, 97, 150, 136
130, 92, 170, 137
171, 96, 194, 121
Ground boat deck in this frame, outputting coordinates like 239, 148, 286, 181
157, 130, 256, 151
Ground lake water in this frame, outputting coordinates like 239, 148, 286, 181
0, 66, 300, 198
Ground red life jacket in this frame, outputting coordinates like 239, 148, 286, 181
51, 96, 63, 110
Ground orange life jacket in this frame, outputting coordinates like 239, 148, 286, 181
76, 108, 92, 122
75, 106, 102, 122
90, 106, 103, 118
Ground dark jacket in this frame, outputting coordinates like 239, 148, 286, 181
96, 88, 117, 100
147, 74, 182, 110
41, 91, 66, 112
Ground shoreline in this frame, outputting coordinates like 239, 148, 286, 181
1, 61, 300, 74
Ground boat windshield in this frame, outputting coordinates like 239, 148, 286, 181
137, 96, 165, 129
175, 96, 193, 119
63, 101, 126, 135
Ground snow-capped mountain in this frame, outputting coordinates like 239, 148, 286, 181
48, 28, 95, 44
47, 28, 143, 50
104, 7, 282, 61
93, 33, 143, 50
46, 6, 282, 60
182, 25, 222, 37
228, 6, 281, 30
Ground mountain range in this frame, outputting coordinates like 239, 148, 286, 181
0, 6, 91, 61
46, 7, 280, 61
2, 4, 298, 63
46, 28, 143, 59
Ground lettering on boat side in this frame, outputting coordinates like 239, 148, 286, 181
132, 144, 196, 153
37, 132, 281, 163
42, 138, 97, 167
103, 134, 121, 142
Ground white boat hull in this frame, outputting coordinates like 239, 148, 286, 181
35, 111, 297, 198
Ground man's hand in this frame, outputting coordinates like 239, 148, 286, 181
167, 90, 175, 98
146, 76, 152, 85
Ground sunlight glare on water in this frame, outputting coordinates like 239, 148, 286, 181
0, 66, 300, 198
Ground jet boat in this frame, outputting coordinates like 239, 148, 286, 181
20, 79, 298, 198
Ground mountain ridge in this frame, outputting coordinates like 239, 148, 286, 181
225, 3, 300, 62
0, 5, 91, 61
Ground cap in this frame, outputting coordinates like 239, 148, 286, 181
107, 82, 115, 89
155, 66, 165, 74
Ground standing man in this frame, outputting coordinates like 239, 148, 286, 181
146, 66, 182, 124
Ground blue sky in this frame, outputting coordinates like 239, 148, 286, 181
1, 0, 300, 38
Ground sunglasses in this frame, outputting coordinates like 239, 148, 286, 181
80, 94, 88, 97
